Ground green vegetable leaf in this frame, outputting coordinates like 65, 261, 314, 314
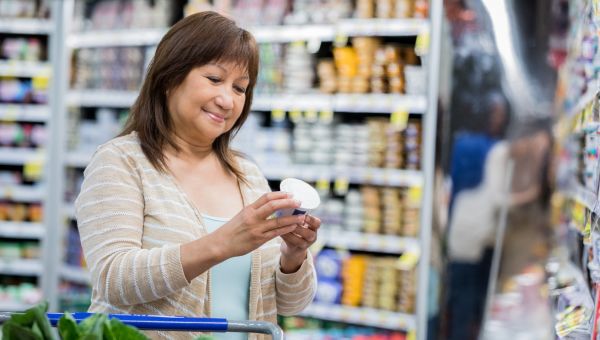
107, 318, 148, 340
1, 301, 55, 340
78, 313, 106, 340
57, 313, 81, 340
9, 311, 36, 328
30, 302, 53, 340
2, 322, 44, 340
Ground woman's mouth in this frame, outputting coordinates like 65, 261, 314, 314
204, 110, 225, 123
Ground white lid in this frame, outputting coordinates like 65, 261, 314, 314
280, 178, 321, 210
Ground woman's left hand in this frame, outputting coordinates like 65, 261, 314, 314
279, 215, 321, 273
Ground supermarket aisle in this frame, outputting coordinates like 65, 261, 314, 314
1, 1, 438, 340
3, 1, 598, 340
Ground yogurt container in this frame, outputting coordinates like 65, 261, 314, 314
279, 178, 321, 217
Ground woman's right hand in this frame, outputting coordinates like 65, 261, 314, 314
213, 191, 305, 258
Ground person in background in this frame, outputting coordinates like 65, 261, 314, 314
75, 12, 319, 340
445, 91, 509, 340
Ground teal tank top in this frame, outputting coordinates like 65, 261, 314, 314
202, 214, 251, 340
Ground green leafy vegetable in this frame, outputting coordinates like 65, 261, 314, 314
58, 313, 81, 340
106, 318, 148, 340
1, 302, 150, 340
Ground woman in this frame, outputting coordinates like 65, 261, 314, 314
75, 12, 319, 340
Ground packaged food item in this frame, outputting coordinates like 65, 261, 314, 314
278, 178, 321, 217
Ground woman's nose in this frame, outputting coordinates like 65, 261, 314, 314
215, 87, 234, 110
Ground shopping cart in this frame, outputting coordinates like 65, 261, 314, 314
0, 312, 284, 339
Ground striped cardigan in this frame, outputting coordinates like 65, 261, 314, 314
75, 132, 317, 339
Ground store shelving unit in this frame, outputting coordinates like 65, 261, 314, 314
66, 90, 139, 108
0, 147, 45, 165
47, 1, 442, 339
319, 229, 419, 254
0, 301, 37, 312
551, 0, 600, 337
0, 60, 52, 78
66, 90, 428, 114
0, 9, 57, 312
0, 185, 45, 202
66, 28, 168, 48
300, 302, 417, 331
0, 259, 43, 277
0, 18, 53, 35
0, 104, 49, 122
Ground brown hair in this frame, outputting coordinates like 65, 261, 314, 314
120, 11, 259, 183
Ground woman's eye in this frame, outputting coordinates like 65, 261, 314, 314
207, 76, 220, 83
235, 86, 247, 94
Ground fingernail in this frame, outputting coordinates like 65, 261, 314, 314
295, 199, 302, 206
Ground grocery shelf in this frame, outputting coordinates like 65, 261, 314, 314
0, 222, 44, 239
66, 90, 138, 107
0, 147, 45, 166
0, 301, 36, 312
251, 24, 335, 43
67, 28, 167, 48
0, 259, 42, 276
250, 19, 427, 43
60, 265, 90, 285
568, 183, 598, 213
0, 18, 53, 34
64, 151, 94, 168
67, 90, 426, 113
0, 104, 49, 122
0, 185, 45, 202
66, 19, 428, 47
253, 93, 427, 114
300, 302, 416, 331
0, 60, 52, 78
567, 79, 598, 117
320, 229, 419, 254
260, 164, 423, 187
337, 18, 429, 37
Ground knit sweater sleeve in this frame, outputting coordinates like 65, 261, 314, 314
246, 162, 317, 315
75, 143, 189, 306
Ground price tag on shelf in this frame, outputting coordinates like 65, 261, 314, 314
391, 108, 409, 131
415, 31, 430, 56
334, 34, 348, 47
32, 75, 49, 90
397, 251, 419, 270
289, 109, 302, 123
316, 177, 330, 194
271, 108, 286, 123
319, 109, 334, 124
334, 177, 349, 195
304, 109, 318, 123
407, 186, 422, 205
24, 159, 44, 182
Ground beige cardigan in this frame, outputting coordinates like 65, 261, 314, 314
75, 132, 316, 339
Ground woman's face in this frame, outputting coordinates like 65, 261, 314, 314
167, 61, 249, 145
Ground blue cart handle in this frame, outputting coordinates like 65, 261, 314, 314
0, 312, 283, 340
